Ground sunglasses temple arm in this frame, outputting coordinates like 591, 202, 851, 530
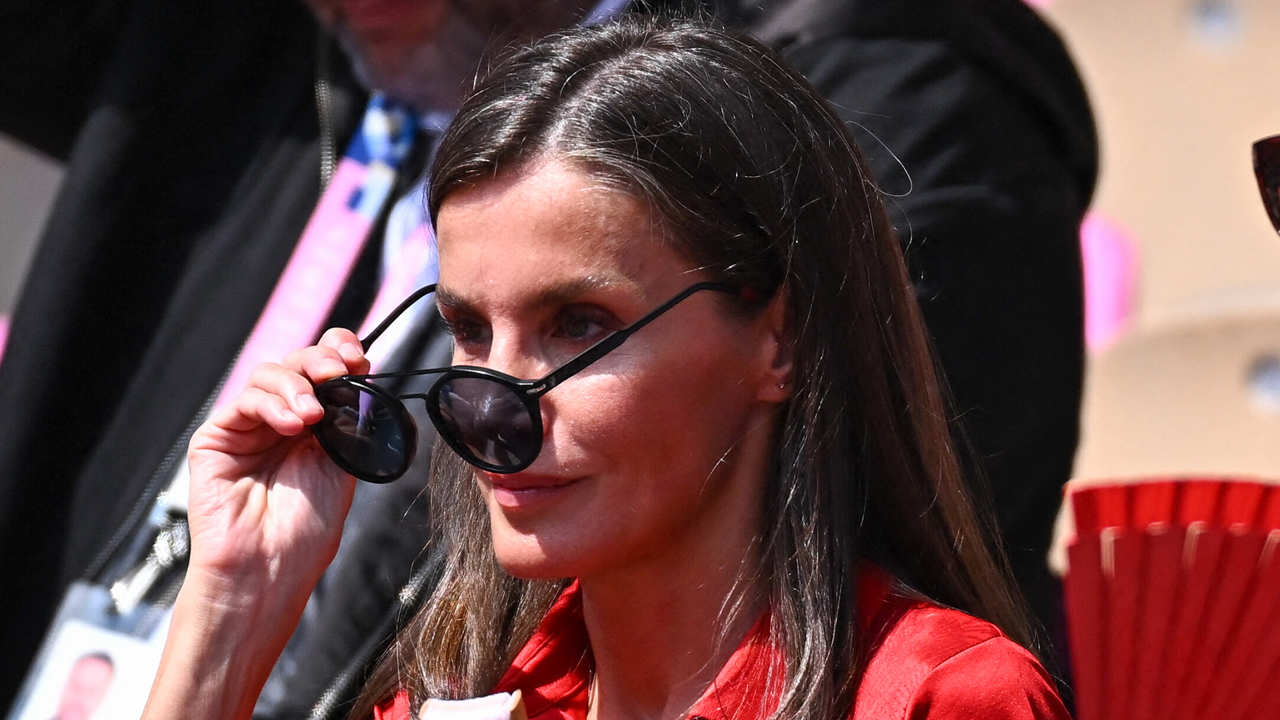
536, 332, 632, 392
533, 281, 738, 393
360, 284, 438, 348
356, 365, 456, 382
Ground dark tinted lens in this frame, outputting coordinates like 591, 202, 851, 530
1255, 135, 1280, 234
434, 376, 539, 470
313, 380, 414, 481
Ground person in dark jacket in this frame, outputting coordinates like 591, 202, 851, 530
0, 1, 1094, 717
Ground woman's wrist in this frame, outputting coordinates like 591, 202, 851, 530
174, 562, 313, 669
141, 569, 308, 720
183, 533, 334, 614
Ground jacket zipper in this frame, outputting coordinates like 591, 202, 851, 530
307, 556, 441, 720
81, 386, 218, 585
316, 26, 337, 189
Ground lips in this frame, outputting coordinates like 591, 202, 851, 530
487, 473, 578, 491
484, 473, 582, 509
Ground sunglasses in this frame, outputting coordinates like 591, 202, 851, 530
1255, 135, 1280, 235
312, 280, 740, 482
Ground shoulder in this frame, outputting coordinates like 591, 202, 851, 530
853, 599, 1069, 720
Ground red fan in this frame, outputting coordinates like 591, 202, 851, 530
1064, 478, 1280, 720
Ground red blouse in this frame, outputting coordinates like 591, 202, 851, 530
374, 570, 1068, 720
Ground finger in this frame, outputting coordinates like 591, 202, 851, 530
212, 386, 307, 436
248, 362, 326, 422
319, 327, 370, 375
282, 345, 346, 379
299, 347, 353, 386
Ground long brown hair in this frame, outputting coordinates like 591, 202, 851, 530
352, 14, 1033, 720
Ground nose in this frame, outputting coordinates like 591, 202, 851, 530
483, 326, 554, 381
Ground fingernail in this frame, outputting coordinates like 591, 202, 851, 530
340, 342, 363, 358
297, 394, 322, 414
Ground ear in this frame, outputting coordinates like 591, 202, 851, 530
755, 288, 794, 404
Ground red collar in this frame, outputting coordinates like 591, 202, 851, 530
488, 568, 894, 720
377, 569, 896, 720
491, 581, 592, 719
375, 570, 1066, 720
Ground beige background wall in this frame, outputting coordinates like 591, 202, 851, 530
1040, 0, 1280, 480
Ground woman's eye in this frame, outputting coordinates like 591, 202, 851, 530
553, 307, 614, 342
440, 314, 488, 346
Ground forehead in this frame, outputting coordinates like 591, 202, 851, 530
434, 160, 689, 294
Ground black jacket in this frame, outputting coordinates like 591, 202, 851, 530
0, 1, 1094, 715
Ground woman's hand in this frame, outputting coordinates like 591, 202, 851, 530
185, 327, 369, 598
142, 328, 368, 720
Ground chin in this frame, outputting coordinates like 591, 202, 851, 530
492, 542, 577, 580
488, 508, 598, 580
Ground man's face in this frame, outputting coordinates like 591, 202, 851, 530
55, 655, 114, 720
305, 0, 590, 110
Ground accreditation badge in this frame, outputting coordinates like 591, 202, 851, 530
5, 582, 173, 720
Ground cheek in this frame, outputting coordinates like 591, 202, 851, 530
549, 347, 753, 475
545, 374, 647, 463
485, 343, 764, 578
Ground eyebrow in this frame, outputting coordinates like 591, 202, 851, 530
435, 275, 635, 315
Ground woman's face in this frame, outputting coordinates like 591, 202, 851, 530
434, 160, 788, 581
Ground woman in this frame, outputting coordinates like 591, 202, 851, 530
143, 17, 1068, 720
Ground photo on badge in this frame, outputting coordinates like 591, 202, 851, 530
9, 619, 160, 720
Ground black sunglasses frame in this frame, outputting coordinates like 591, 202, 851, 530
1255, 135, 1280, 235
314, 280, 740, 480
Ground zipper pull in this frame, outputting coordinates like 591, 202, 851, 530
109, 517, 190, 615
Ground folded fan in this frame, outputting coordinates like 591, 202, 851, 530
1064, 477, 1280, 720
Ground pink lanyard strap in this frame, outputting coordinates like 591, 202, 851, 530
358, 173, 438, 369
214, 94, 417, 410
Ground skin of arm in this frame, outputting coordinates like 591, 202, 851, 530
143, 570, 304, 718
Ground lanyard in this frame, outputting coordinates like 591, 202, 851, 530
215, 94, 418, 411
360, 174, 439, 368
